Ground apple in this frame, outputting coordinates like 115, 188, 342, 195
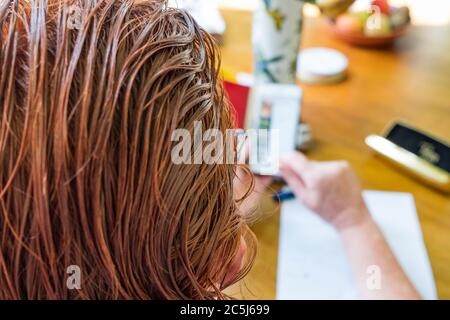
336, 13, 365, 34
364, 14, 391, 36
354, 11, 371, 23
371, 0, 390, 14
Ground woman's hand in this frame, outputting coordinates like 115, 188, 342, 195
279, 152, 370, 230
280, 151, 421, 299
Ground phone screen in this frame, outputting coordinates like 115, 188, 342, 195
386, 124, 450, 172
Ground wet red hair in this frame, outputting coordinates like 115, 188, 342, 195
0, 0, 255, 299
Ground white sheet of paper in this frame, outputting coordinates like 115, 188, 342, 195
276, 191, 437, 299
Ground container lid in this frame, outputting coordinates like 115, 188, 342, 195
297, 47, 348, 84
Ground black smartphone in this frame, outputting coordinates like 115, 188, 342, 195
385, 123, 450, 173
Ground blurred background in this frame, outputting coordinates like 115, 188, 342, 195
218, 0, 450, 26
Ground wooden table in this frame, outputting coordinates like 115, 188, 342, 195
220, 8, 450, 299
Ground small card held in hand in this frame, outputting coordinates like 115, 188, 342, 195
247, 83, 302, 176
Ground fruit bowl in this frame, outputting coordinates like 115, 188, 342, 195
327, 1, 411, 47
328, 18, 409, 47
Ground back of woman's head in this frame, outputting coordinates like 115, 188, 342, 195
0, 0, 255, 299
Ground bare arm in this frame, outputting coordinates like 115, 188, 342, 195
338, 209, 420, 299
280, 152, 420, 299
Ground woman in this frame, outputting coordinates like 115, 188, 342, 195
0, 0, 419, 299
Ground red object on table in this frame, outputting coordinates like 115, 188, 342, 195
371, 0, 390, 14
223, 80, 250, 129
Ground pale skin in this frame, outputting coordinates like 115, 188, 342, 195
234, 151, 421, 300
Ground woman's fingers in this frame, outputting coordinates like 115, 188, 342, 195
279, 163, 306, 197
280, 152, 310, 176
280, 151, 311, 183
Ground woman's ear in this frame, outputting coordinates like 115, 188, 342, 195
222, 237, 247, 288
